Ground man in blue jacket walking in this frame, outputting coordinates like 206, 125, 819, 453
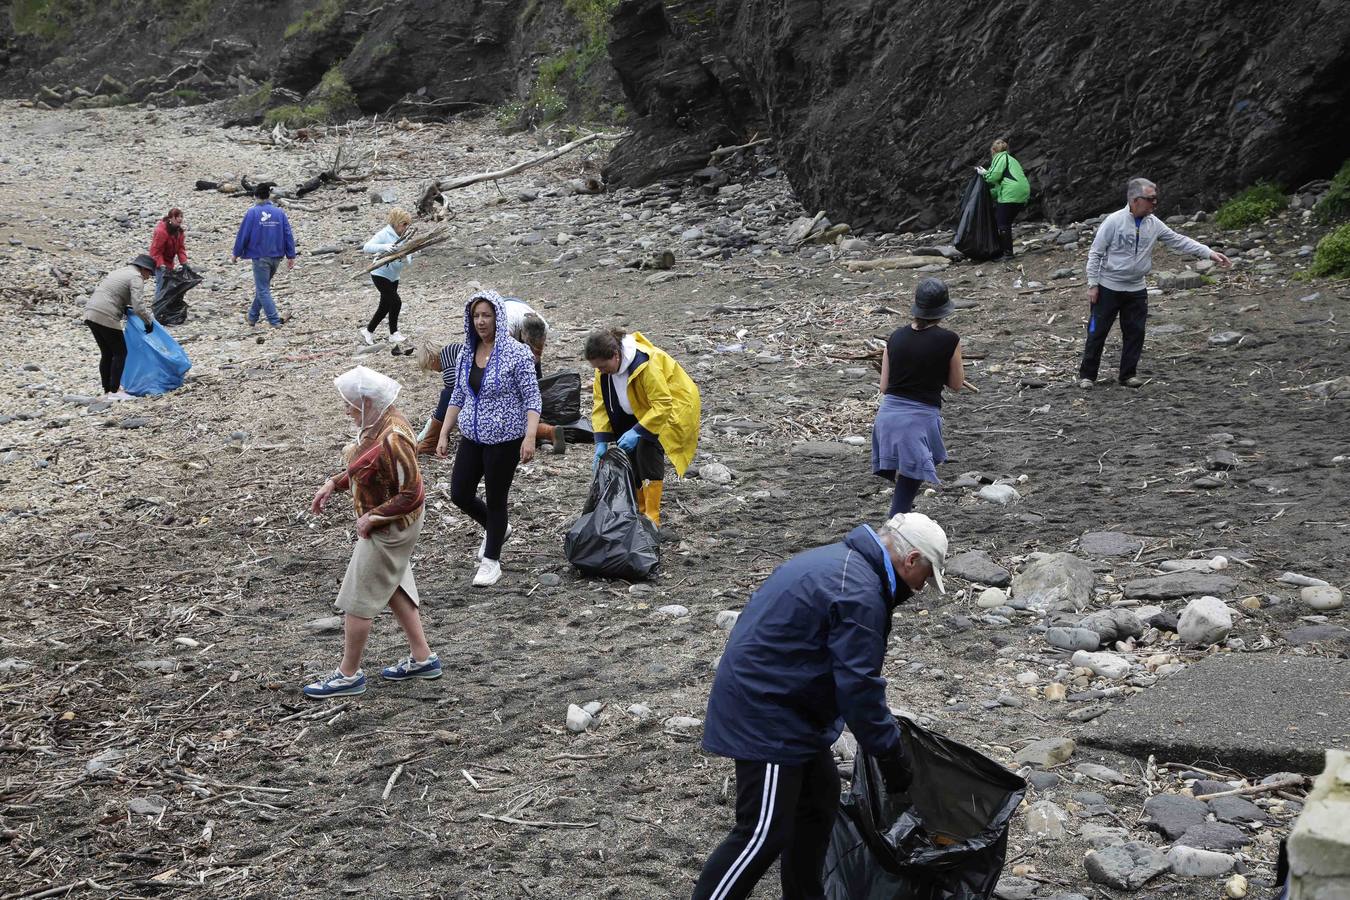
693, 512, 949, 900
231, 183, 298, 327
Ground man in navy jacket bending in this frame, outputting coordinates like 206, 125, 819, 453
693, 512, 948, 900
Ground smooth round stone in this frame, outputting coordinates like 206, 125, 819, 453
1301, 585, 1343, 610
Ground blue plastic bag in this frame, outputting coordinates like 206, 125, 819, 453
122, 314, 191, 396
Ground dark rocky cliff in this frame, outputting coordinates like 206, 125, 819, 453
610, 0, 1350, 227
1, 0, 620, 125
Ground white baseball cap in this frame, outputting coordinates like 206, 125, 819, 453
881, 512, 948, 593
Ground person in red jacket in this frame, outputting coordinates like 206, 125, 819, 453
148, 208, 188, 299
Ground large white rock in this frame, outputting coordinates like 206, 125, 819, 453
977, 588, 1009, 609
1070, 650, 1132, 680
1301, 585, 1343, 611
1167, 845, 1237, 877
716, 610, 741, 631
977, 483, 1021, 505
655, 604, 690, 619
565, 704, 594, 733
1178, 595, 1234, 646
1025, 800, 1070, 841
698, 461, 734, 485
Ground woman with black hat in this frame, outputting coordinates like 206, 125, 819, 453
872, 277, 964, 516
83, 254, 158, 399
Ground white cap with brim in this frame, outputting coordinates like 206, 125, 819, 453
881, 512, 948, 593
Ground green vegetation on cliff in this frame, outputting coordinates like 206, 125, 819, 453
1214, 183, 1288, 229
512, 0, 621, 128
1313, 159, 1350, 225
1311, 223, 1350, 278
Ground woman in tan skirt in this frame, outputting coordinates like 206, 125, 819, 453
305, 366, 441, 698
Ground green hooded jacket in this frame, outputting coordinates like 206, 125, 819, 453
984, 151, 1030, 204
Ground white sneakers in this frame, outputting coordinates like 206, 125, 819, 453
472, 558, 502, 587
1077, 378, 1094, 390
106, 390, 134, 401
390, 331, 407, 344
477, 524, 512, 561
358, 327, 375, 345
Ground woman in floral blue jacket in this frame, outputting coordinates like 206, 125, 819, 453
436, 289, 542, 586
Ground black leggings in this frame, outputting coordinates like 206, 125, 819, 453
994, 202, 1024, 258
86, 320, 126, 393
889, 475, 923, 517
450, 436, 523, 561
691, 749, 840, 900
367, 275, 401, 334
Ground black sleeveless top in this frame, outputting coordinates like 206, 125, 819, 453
883, 325, 959, 408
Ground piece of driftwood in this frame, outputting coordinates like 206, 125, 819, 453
349, 226, 451, 280
845, 256, 951, 273
416, 131, 623, 215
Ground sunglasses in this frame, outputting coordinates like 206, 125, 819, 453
1137, 195, 1159, 204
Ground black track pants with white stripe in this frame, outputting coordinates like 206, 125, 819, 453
691, 749, 840, 900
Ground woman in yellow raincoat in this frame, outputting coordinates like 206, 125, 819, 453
584, 328, 701, 528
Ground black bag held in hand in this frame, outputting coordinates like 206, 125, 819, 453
152, 264, 204, 327
823, 718, 1026, 899
538, 371, 581, 425
953, 174, 1001, 261
564, 447, 660, 580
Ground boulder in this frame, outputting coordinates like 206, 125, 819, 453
1084, 842, 1170, 890
1177, 596, 1233, 646
1142, 793, 1208, 840
1012, 553, 1095, 613
1077, 608, 1145, 646
1070, 650, 1131, 680
1124, 572, 1237, 600
1015, 737, 1076, 767
945, 550, 1012, 587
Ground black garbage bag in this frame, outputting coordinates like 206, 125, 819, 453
539, 371, 581, 425
564, 447, 660, 580
823, 718, 1026, 900
152, 264, 203, 327
953, 174, 1001, 261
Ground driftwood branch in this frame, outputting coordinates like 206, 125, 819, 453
709, 136, 770, 162
416, 131, 624, 214
349, 226, 452, 280
1194, 776, 1306, 801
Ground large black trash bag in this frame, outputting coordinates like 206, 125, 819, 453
953, 174, 1001, 261
564, 447, 660, 580
152, 264, 203, 327
539, 371, 581, 425
823, 718, 1027, 899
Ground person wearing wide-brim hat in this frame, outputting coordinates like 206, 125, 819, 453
871, 277, 964, 516
82, 253, 159, 399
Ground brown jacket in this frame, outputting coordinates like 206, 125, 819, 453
331, 409, 425, 530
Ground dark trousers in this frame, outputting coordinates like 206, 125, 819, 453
994, 202, 1023, 258
86, 320, 126, 393
367, 274, 402, 334
691, 750, 839, 900
1079, 286, 1148, 383
889, 475, 922, 517
450, 435, 522, 561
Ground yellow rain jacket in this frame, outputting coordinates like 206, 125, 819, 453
592, 332, 701, 476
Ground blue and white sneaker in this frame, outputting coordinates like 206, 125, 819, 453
380, 653, 442, 681
303, 668, 367, 699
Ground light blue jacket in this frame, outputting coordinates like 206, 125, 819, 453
1086, 207, 1213, 291
363, 225, 411, 281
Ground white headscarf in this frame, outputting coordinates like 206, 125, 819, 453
334, 366, 401, 431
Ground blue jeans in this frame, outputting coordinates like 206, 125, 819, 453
154, 266, 167, 300
248, 257, 283, 325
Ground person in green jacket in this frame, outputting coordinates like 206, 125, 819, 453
977, 138, 1031, 260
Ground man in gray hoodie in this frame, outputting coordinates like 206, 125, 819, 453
1078, 177, 1232, 388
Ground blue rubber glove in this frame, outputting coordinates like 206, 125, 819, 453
593, 441, 608, 470
617, 428, 641, 452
